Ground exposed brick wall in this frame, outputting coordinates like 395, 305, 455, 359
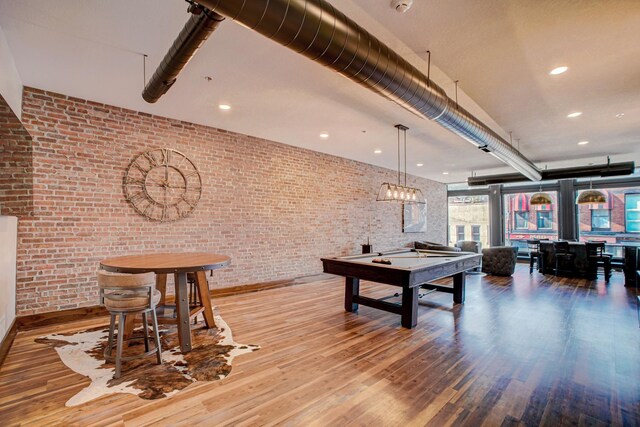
0, 94, 34, 217
8, 87, 446, 315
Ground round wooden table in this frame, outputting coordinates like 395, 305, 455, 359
100, 253, 230, 353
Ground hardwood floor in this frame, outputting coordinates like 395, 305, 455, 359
1, 265, 639, 426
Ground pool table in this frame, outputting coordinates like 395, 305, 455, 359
321, 249, 482, 328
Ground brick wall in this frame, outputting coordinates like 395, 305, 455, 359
0, 94, 33, 217
3, 88, 446, 315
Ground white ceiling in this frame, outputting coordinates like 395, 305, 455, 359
1, 0, 639, 184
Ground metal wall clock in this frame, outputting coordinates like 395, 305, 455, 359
123, 148, 202, 222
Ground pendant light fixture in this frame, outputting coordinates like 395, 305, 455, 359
530, 184, 552, 205
376, 124, 425, 204
577, 179, 607, 204
577, 158, 608, 204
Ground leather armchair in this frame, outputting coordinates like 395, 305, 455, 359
455, 240, 482, 271
455, 240, 482, 253
481, 246, 519, 276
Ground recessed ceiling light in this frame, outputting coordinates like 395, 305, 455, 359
577, 141, 589, 145
319, 133, 329, 139
567, 112, 582, 118
550, 66, 568, 75
374, 149, 382, 154
616, 113, 625, 118
218, 104, 231, 110
442, 172, 449, 175
416, 163, 423, 167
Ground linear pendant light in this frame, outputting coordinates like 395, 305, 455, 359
376, 125, 425, 204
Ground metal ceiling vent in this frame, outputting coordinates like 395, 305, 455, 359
188, 0, 542, 180
142, 3, 225, 103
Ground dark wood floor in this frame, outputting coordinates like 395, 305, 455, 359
1, 264, 639, 426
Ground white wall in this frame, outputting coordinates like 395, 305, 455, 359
0, 216, 17, 342
0, 25, 23, 120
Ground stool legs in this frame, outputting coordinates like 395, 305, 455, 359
106, 314, 116, 359
529, 254, 535, 274
152, 309, 162, 365
142, 312, 149, 353
115, 313, 126, 379
104, 310, 162, 379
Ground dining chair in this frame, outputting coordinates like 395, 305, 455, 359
98, 270, 163, 378
526, 239, 543, 274
585, 241, 612, 281
553, 241, 575, 276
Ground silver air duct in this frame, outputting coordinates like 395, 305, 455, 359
194, 0, 542, 181
142, 5, 225, 103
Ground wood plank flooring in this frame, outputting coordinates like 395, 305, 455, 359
1, 265, 639, 426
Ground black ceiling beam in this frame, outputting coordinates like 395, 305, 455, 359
467, 161, 636, 186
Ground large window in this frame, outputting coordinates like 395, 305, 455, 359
591, 209, 611, 230
626, 194, 640, 233
537, 211, 552, 229
577, 187, 640, 242
504, 191, 558, 254
448, 195, 489, 247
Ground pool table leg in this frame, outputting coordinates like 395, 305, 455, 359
453, 271, 466, 304
345, 277, 359, 312
401, 287, 419, 328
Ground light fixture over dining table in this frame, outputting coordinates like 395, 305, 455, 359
376, 124, 426, 204
577, 164, 608, 204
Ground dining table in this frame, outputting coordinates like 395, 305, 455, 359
538, 241, 640, 285
100, 252, 231, 353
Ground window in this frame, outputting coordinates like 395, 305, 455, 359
472, 225, 480, 241
591, 209, 610, 230
503, 191, 557, 251
626, 194, 640, 233
537, 211, 552, 229
514, 211, 528, 229
447, 195, 489, 248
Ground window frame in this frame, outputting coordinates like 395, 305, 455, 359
590, 209, 611, 231
514, 211, 529, 230
625, 193, 640, 233
456, 225, 465, 241
471, 225, 481, 241
536, 210, 553, 230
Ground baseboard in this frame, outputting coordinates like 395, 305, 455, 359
211, 278, 295, 298
0, 318, 18, 367
16, 305, 109, 331
211, 273, 335, 297
14, 274, 332, 331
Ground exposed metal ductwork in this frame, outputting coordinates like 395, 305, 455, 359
193, 0, 542, 181
142, 4, 225, 103
466, 161, 636, 186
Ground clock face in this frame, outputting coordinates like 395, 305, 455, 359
123, 148, 202, 222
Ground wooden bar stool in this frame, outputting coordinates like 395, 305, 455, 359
98, 270, 163, 379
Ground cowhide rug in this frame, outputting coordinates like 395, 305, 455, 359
35, 313, 259, 406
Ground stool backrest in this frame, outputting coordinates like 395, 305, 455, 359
98, 270, 157, 311
526, 239, 541, 252
553, 241, 570, 254
586, 241, 605, 257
